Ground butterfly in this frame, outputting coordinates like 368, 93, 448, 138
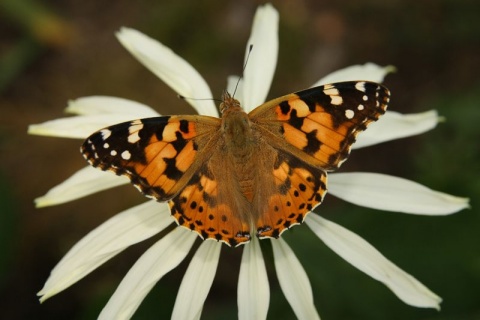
81, 81, 390, 246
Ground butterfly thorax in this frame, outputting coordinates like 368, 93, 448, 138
220, 92, 254, 154
222, 109, 253, 152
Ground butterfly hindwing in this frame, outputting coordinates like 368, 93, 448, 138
250, 81, 390, 170
168, 163, 252, 247
81, 115, 221, 201
256, 150, 328, 239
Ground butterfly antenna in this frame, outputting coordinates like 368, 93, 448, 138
232, 44, 253, 98
178, 95, 222, 104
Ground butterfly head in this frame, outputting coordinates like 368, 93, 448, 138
220, 90, 241, 114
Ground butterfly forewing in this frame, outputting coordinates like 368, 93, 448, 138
81, 115, 221, 200
249, 81, 390, 170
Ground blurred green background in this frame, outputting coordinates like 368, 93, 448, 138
1, 0, 479, 319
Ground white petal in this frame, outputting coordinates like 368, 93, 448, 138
312, 63, 395, 87
65, 96, 160, 117
306, 214, 442, 309
171, 240, 221, 320
28, 114, 141, 139
271, 239, 320, 320
238, 237, 269, 320
328, 172, 470, 215
99, 228, 197, 319
227, 75, 244, 107
116, 27, 218, 117
353, 110, 440, 149
34, 167, 129, 207
242, 4, 279, 111
38, 201, 172, 302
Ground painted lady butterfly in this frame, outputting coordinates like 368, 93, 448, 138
81, 81, 390, 246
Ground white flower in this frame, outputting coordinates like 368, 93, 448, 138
30, 4, 469, 319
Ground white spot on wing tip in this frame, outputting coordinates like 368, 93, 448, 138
355, 81, 366, 92
100, 129, 112, 140
324, 86, 343, 105
331, 95, 343, 105
110, 150, 117, 156
345, 109, 354, 119
121, 150, 131, 160
128, 132, 141, 144
128, 121, 144, 143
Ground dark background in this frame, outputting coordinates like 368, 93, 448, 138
1, 0, 479, 319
